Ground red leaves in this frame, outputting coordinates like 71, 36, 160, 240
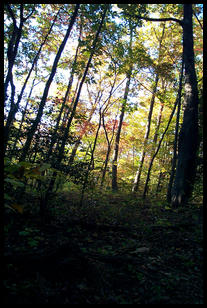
105, 119, 128, 131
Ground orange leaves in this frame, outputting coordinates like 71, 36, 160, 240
104, 119, 128, 132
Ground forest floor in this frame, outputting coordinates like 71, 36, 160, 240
3, 191, 204, 304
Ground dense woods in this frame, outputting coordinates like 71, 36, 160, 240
4, 4, 203, 304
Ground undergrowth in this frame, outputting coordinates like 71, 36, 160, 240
4, 188, 203, 304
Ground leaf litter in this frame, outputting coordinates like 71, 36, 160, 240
4, 194, 203, 304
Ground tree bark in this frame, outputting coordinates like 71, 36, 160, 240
80, 108, 102, 206
46, 26, 81, 161
112, 73, 131, 191
132, 23, 166, 193
4, 4, 24, 103
142, 95, 179, 198
4, 7, 60, 156
56, 5, 109, 167
100, 111, 117, 186
10, 71, 37, 158
167, 57, 184, 202
19, 4, 80, 162
143, 52, 184, 199
40, 5, 109, 215
132, 73, 159, 192
111, 20, 134, 192
171, 4, 199, 207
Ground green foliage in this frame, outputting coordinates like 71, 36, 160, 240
4, 4, 203, 206
3, 4, 203, 303
4, 159, 60, 213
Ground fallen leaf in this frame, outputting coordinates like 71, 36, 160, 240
11, 203, 24, 214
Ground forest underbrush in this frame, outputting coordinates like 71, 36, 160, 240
3, 189, 204, 304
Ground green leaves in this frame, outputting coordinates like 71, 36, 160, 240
19, 227, 42, 248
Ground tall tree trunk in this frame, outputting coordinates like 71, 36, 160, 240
132, 73, 159, 192
4, 7, 60, 156
40, 5, 109, 215
112, 73, 131, 191
171, 4, 199, 207
111, 20, 134, 192
143, 54, 184, 199
19, 4, 80, 162
56, 5, 108, 167
10, 71, 37, 158
143, 97, 179, 199
99, 74, 120, 187
100, 110, 117, 186
167, 57, 184, 202
4, 4, 24, 156
46, 26, 81, 161
132, 24, 166, 193
80, 108, 102, 206
4, 4, 24, 103
153, 102, 164, 144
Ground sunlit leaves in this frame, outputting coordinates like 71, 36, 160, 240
4, 4, 203, 196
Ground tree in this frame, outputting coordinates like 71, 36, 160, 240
143, 55, 184, 198
171, 4, 199, 207
111, 16, 136, 191
4, 4, 35, 102
54, 4, 109, 168
39, 4, 109, 216
125, 4, 200, 204
132, 23, 166, 192
167, 55, 184, 202
4, 4, 202, 209
19, 4, 80, 161
45, 23, 82, 162
4, 4, 36, 155
112, 73, 132, 191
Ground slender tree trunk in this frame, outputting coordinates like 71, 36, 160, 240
143, 102, 177, 198
111, 20, 135, 192
4, 5, 25, 156
142, 58, 184, 198
46, 27, 81, 161
156, 170, 165, 195
10, 72, 37, 158
80, 109, 102, 206
149, 101, 164, 196
4, 4, 24, 103
112, 73, 131, 191
40, 5, 109, 215
68, 139, 81, 165
171, 4, 199, 207
132, 73, 159, 192
19, 4, 80, 162
56, 5, 108, 168
132, 24, 166, 193
100, 111, 116, 186
4, 8, 60, 155
68, 91, 102, 165
167, 58, 183, 202
99, 75, 120, 186
153, 102, 164, 144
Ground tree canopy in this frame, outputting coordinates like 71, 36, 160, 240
4, 4, 203, 205
4, 4, 203, 305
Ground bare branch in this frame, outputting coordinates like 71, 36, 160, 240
193, 10, 203, 30
23, 4, 36, 21
124, 13, 183, 27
